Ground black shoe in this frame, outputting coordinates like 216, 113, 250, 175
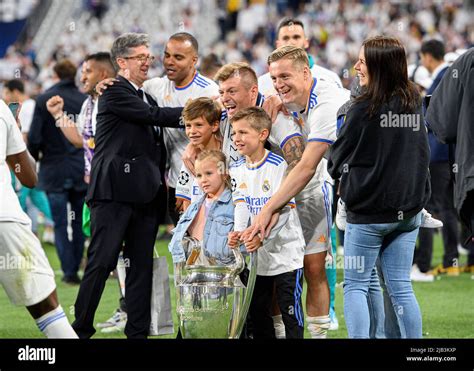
62, 275, 81, 285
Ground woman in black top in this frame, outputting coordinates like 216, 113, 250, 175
328, 36, 431, 338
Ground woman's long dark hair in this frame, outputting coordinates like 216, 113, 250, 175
356, 36, 421, 117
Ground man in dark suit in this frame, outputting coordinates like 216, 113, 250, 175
28, 59, 87, 285
72, 33, 183, 339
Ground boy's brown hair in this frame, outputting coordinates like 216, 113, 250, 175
182, 97, 222, 126
230, 106, 271, 134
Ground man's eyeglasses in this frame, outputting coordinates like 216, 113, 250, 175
123, 54, 155, 64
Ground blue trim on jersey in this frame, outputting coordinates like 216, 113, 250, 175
220, 110, 228, 121
256, 92, 265, 107
195, 74, 211, 87
280, 133, 303, 149
322, 182, 333, 243
268, 153, 284, 163
234, 198, 246, 203
175, 72, 198, 90
266, 159, 281, 167
246, 151, 270, 170
194, 80, 207, 88
175, 193, 191, 201
294, 268, 304, 327
304, 78, 318, 113
308, 138, 334, 145
230, 157, 246, 168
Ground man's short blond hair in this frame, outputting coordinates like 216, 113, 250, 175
214, 62, 258, 90
267, 45, 309, 70
230, 106, 271, 133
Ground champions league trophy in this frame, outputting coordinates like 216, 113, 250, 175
175, 237, 257, 338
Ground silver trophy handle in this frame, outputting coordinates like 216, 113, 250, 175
231, 249, 257, 338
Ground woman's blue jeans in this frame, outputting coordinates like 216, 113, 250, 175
343, 212, 423, 338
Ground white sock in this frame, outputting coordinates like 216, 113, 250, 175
272, 314, 286, 339
117, 253, 127, 297
307, 315, 330, 339
35, 305, 78, 338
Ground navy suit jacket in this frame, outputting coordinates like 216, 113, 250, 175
86, 75, 183, 204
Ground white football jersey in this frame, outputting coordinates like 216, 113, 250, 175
258, 63, 343, 98
291, 77, 351, 193
176, 109, 241, 203
230, 150, 305, 276
143, 72, 219, 188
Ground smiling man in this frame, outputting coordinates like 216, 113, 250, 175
249, 45, 349, 339
258, 18, 342, 98
71, 33, 184, 339
143, 32, 218, 224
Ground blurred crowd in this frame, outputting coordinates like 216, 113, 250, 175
1, 0, 473, 97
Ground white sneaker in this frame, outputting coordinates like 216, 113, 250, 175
329, 308, 339, 331
97, 309, 127, 331
421, 209, 443, 228
335, 199, 347, 231
410, 264, 434, 282
457, 244, 469, 256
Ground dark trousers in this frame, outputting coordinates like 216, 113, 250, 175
47, 188, 86, 279
167, 187, 180, 226
416, 162, 459, 271
249, 268, 304, 339
72, 196, 160, 339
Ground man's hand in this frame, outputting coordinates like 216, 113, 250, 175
247, 207, 274, 241
244, 234, 262, 253
96, 77, 119, 95
182, 142, 199, 177
262, 94, 287, 122
228, 231, 241, 249
46, 96, 64, 118
175, 198, 186, 213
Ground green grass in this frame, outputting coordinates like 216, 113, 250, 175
0, 231, 472, 338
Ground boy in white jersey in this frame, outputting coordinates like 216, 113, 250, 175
175, 97, 222, 205
258, 18, 342, 98
250, 46, 350, 338
229, 107, 305, 338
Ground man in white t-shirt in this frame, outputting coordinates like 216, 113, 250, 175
250, 46, 350, 338
258, 18, 342, 98
0, 99, 77, 338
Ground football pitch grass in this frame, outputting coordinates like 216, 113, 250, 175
0, 232, 472, 338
